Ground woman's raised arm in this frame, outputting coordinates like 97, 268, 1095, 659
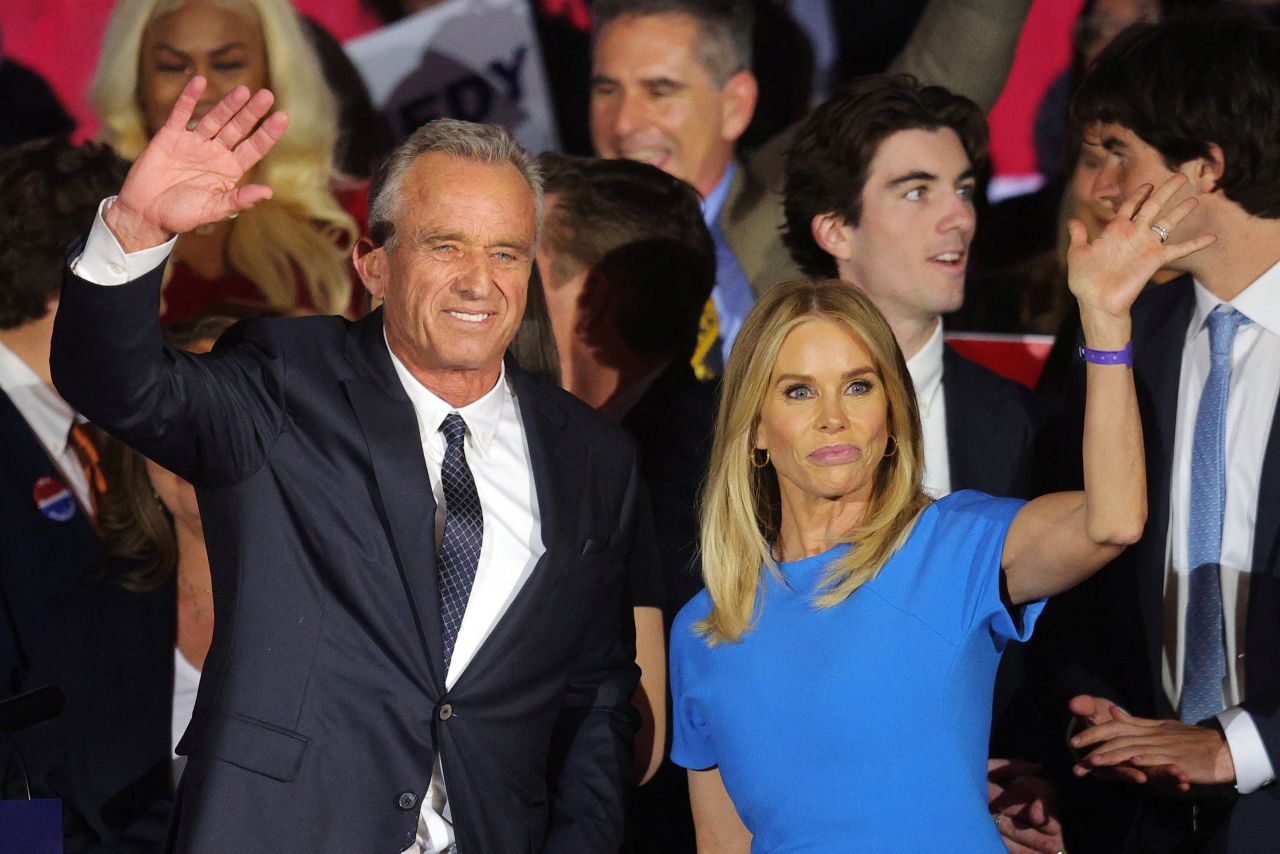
1002, 174, 1216, 605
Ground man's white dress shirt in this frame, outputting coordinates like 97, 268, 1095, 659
906, 320, 951, 498
74, 199, 547, 852
1164, 265, 1280, 793
387, 342, 544, 853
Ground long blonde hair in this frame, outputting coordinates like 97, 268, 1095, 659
91, 0, 357, 315
697, 279, 932, 643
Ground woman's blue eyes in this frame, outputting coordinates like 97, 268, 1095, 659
783, 380, 873, 400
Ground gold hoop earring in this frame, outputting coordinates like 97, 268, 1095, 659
751, 448, 771, 469
882, 436, 898, 458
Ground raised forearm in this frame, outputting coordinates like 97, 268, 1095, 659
1079, 308, 1146, 547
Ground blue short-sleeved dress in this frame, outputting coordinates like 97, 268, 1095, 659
670, 490, 1045, 853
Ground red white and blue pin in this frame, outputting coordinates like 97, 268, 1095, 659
33, 476, 77, 523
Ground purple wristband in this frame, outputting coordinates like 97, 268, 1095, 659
1078, 341, 1133, 366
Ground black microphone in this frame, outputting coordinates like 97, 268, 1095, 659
0, 686, 64, 734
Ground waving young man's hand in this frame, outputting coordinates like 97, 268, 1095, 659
105, 77, 288, 252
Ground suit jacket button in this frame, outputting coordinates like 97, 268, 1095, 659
438, 703, 453, 721
398, 791, 417, 810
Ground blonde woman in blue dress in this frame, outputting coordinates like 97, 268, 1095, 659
669, 174, 1213, 852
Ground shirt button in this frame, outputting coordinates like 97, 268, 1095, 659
108, 263, 124, 276
398, 791, 417, 810
438, 703, 453, 721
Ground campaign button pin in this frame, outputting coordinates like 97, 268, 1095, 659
33, 476, 76, 523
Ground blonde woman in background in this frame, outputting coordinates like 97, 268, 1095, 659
91, 0, 359, 322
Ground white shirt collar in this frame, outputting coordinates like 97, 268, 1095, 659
1190, 260, 1280, 342
0, 341, 76, 457
382, 331, 509, 455
905, 319, 945, 412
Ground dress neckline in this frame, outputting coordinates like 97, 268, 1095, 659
775, 543, 852, 591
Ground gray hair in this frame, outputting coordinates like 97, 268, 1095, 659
592, 0, 754, 86
368, 119, 544, 251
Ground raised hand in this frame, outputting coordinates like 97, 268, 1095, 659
105, 77, 289, 252
1066, 174, 1214, 322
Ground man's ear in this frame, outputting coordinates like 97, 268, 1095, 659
576, 268, 621, 333
1189, 142, 1226, 195
811, 212, 854, 263
352, 238, 388, 300
721, 70, 758, 143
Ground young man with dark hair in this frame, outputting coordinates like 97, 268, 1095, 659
588, 0, 1033, 377
0, 137, 130, 792
1050, 10, 1280, 852
783, 73, 1060, 852
784, 73, 1048, 502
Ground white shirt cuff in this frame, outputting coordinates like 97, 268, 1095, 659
1217, 707, 1276, 794
70, 197, 176, 285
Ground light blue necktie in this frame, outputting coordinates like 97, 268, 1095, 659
1181, 307, 1250, 723
708, 220, 756, 366
437, 413, 483, 672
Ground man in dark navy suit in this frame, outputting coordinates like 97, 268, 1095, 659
0, 138, 128, 794
51, 79, 653, 853
1045, 11, 1280, 853
781, 74, 1059, 851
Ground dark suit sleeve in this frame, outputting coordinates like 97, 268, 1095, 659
51, 258, 286, 488
542, 453, 653, 853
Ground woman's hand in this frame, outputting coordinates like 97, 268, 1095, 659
1066, 174, 1214, 325
105, 76, 288, 252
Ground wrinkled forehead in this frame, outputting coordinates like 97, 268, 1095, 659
399, 154, 539, 241
593, 11, 724, 85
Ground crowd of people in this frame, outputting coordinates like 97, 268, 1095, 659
2, 1, 1279, 852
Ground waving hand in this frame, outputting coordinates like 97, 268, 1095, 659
1066, 174, 1214, 321
105, 77, 289, 252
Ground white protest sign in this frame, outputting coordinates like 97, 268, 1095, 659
345, 0, 561, 154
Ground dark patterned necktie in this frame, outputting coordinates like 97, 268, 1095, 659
437, 413, 483, 672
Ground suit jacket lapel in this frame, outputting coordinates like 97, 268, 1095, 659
1133, 280, 1196, 696
941, 347, 1013, 494
341, 309, 445, 692
943, 347, 979, 491
0, 389, 54, 484
452, 363, 585, 684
